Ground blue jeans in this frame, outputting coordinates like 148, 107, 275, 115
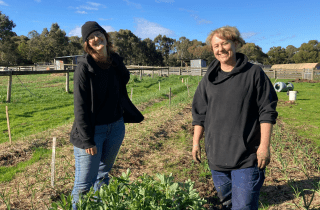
71, 117, 125, 209
211, 164, 265, 210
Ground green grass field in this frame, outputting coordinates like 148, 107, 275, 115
1, 75, 319, 151
270, 79, 320, 151
0, 73, 199, 144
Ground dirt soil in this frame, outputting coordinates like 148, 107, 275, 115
0, 103, 319, 209
291, 78, 320, 83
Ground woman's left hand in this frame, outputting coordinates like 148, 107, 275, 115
86, 146, 97, 155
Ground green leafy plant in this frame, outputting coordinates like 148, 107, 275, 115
49, 169, 206, 210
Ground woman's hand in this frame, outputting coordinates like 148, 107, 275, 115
86, 146, 97, 155
256, 145, 270, 169
192, 144, 201, 163
192, 125, 204, 163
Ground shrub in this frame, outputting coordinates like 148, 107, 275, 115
49, 169, 206, 210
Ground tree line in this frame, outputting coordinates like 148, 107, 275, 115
1, 11, 320, 67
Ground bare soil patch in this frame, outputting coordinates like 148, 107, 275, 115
291, 78, 320, 83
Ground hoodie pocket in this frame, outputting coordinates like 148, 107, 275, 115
206, 132, 247, 169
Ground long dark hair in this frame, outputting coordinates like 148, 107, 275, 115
83, 30, 114, 67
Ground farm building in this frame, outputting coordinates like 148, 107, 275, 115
271, 63, 320, 70
190, 59, 207, 76
54, 55, 83, 70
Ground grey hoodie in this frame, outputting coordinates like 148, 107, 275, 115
192, 53, 278, 171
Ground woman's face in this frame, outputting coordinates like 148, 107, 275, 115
211, 35, 237, 65
87, 31, 107, 53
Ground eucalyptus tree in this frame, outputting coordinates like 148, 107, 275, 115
140, 38, 163, 66
48, 23, 69, 59
27, 30, 42, 63
68, 36, 83, 56
0, 11, 17, 65
293, 40, 320, 63
238, 43, 268, 64
285, 45, 298, 63
267, 46, 287, 65
113, 29, 141, 65
154, 34, 175, 66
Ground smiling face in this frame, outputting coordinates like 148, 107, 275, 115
87, 31, 108, 54
211, 35, 238, 67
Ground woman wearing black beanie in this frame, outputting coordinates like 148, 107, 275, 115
70, 21, 143, 209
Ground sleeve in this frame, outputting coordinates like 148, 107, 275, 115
192, 77, 208, 127
73, 63, 96, 148
255, 68, 278, 124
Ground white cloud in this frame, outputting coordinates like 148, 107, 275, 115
123, 0, 142, 9
190, 14, 212, 25
87, 2, 105, 7
0, 0, 9, 6
68, 25, 116, 37
241, 32, 257, 39
179, 8, 211, 25
76, 11, 88, 14
73, 2, 106, 14
69, 26, 82, 37
134, 18, 175, 40
155, 0, 174, 3
179, 8, 198, 13
102, 25, 116, 32
99, 18, 113, 21
77, 5, 98, 10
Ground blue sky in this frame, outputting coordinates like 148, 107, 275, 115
1, 0, 319, 53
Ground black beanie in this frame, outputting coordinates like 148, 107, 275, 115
81, 21, 106, 42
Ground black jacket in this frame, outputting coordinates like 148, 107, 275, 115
192, 53, 278, 171
70, 53, 144, 149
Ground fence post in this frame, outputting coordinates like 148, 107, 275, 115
152, 69, 154, 78
273, 69, 276, 79
51, 137, 56, 188
65, 66, 69, 93
179, 68, 181, 75
169, 87, 171, 106
311, 68, 314, 80
200, 67, 203, 76
140, 69, 142, 80
168, 67, 169, 76
6, 106, 12, 144
6, 71, 12, 103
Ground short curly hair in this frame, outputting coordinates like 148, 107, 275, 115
206, 26, 245, 51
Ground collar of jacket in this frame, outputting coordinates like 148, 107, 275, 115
77, 53, 121, 74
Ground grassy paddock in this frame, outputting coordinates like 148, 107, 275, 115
0, 73, 199, 144
270, 79, 320, 152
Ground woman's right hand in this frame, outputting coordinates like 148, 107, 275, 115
192, 125, 204, 163
192, 144, 201, 163
85, 146, 97, 155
